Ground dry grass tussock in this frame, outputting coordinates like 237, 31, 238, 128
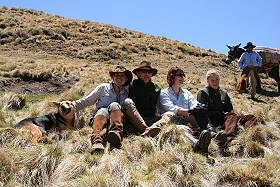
215, 155, 280, 187
0, 6, 279, 187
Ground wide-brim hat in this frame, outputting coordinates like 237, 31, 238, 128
132, 61, 158, 76
244, 42, 256, 49
109, 66, 133, 86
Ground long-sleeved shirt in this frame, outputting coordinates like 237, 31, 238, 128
158, 87, 198, 115
128, 79, 161, 117
197, 86, 233, 126
75, 82, 129, 114
238, 51, 262, 69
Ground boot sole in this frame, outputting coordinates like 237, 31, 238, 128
197, 130, 212, 153
215, 132, 228, 143
91, 143, 105, 154
107, 131, 122, 148
142, 127, 161, 137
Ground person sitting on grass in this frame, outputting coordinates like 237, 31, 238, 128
197, 69, 257, 148
158, 67, 226, 154
124, 61, 174, 137
74, 66, 132, 154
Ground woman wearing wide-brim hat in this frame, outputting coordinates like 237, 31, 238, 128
74, 65, 133, 154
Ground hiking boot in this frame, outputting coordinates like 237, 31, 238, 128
214, 131, 228, 145
141, 126, 161, 137
215, 131, 227, 141
194, 130, 212, 154
107, 130, 122, 149
90, 142, 105, 154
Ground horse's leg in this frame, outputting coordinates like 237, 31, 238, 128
268, 66, 280, 92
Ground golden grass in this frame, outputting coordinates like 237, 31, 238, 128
0, 6, 279, 187
0, 150, 15, 183
228, 123, 279, 158
216, 155, 279, 187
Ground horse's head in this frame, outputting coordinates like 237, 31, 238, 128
225, 43, 244, 64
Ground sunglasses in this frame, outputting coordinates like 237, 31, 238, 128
175, 72, 186, 77
139, 69, 153, 73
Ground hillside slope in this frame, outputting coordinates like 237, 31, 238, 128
0, 7, 221, 62
0, 7, 279, 187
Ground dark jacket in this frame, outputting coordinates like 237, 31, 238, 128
197, 86, 233, 126
129, 79, 161, 117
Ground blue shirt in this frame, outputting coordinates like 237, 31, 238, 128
75, 82, 129, 114
238, 51, 262, 69
158, 87, 198, 115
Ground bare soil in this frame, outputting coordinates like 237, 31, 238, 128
0, 75, 78, 94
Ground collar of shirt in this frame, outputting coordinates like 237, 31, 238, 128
168, 87, 183, 97
109, 82, 129, 94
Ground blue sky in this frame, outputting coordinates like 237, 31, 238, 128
1, 0, 279, 54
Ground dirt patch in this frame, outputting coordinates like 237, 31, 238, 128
0, 76, 79, 94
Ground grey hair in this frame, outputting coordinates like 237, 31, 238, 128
206, 69, 220, 80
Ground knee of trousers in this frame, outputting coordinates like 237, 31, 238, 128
123, 98, 135, 108
108, 102, 122, 113
94, 108, 109, 118
123, 98, 137, 113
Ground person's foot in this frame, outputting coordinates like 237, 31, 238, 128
141, 126, 161, 137
107, 130, 122, 148
194, 130, 212, 154
214, 131, 227, 143
90, 142, 105, 154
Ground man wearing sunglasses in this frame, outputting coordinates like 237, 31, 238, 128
124, 61, 174, 137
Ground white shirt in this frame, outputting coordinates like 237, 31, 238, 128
158, 87, 198, 115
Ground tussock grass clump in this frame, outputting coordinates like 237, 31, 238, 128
3, 69, 53, 81
0, 128, 31, 147
0, 150, 15, 184
50, 155, 87, 186
15, 145, 63, 187
1, 92, 26, 110
228, 124, 280, 157
75, 152, 135, 187
0, 107, 8, 128
122, 136, 155, 161
155, 124, 193, 150
71, 170, 116, 187
247, 124, 279, 146
230, 141, 265, 158
147, 151, 205, 187
216, 155, 280, 187
60, 88, 85, 101
61, 128, 91, 154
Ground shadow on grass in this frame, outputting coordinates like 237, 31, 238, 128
259, 89, 280, 98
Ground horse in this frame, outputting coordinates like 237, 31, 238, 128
225, 44, 280, 92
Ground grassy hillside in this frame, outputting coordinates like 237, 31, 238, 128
0, 6, 279, 187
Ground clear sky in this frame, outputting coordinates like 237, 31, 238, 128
1, 0, 279, 54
